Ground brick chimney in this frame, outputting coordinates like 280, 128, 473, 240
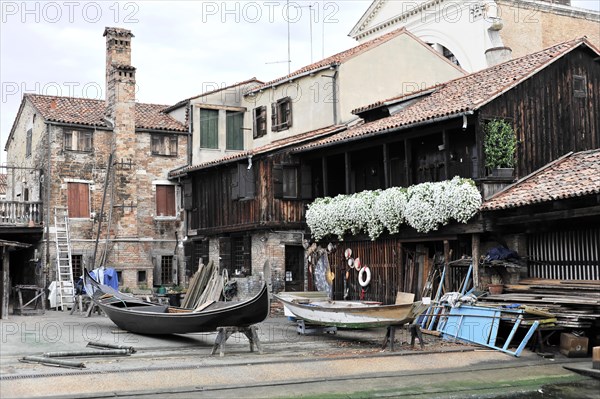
103, 27, 138, 237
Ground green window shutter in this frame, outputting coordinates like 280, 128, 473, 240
226, 111, 244, 150
200, 109, 218, 149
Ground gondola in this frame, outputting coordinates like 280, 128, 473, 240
83, 269, 270, 335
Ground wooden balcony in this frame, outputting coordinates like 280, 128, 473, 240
0, 201, 43, 226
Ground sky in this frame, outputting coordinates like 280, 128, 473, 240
1, 0, 599, 164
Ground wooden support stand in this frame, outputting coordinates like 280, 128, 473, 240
210, 326, 262, 357
13, 285, 45, 315
382, 324, 424, 351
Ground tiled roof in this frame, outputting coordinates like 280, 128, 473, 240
482, 149, 600, 211
164, 78, 264, 112
171, 124, 346, 177
25, 94, 187, 132
295, 37, 598, 152
247, 28, 460, 94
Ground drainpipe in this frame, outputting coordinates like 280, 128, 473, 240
321, 63, 339, 125
188, 102, 193, 165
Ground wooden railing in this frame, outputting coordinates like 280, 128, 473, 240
0, 201, 43, 226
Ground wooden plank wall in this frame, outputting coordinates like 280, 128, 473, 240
188, 153, 307, 231
480, 48, 600, 177
528, 227, 600, 280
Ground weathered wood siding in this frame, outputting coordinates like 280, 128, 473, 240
480, 47, 600, 176
188, 153, 307, 233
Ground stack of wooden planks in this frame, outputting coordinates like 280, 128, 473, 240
180, 260, 226, 310
481, 278, 600, 328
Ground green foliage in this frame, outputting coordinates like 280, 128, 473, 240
484, 119, 516, 169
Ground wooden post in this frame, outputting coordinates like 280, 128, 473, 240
322, 157, 328, 197
383, 143, 390, 189
472, 234, 481, 291
442, 129, 449, 180
344, 152, 351, 194
2, 247, 9, 320
404, 139, 412, 186
443, 240, 451, 292
398, 242, 404, 293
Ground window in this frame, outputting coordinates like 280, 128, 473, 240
137, 270, 147, 284
67, 182, 90, 218
26, 129, 32, 157
156, 185, 176, 217
273, 163, 312, 199
151, 134, 177, 156
253, 106, 267, 138
161, 255, 174, 285
200, 108, 219, 149
271, 97, 292, 132
64, 129, 93, 152
71, 255, 83, 281
219, 236, 251, 277
226, 110, 244, 150
231, 163, 255, 200
574, 75, 587, 98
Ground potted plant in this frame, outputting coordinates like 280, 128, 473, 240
488, 273, 504, 295
483, 119, 516, 177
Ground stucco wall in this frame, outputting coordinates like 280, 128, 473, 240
338, 32, 465, 119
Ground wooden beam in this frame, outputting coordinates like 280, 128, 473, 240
493, 205, 600, 226
383, 143, 390, 189
322, 156, 329, 197
442, 129, 449, 180
2, 247, 9, 320
443, 240, 451, 292
345, 152, 351, 194
472, 234, 481, 291
404, 139, 412, 186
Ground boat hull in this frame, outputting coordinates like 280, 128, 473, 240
85, 270, 270, 335
274, 295, 425, 329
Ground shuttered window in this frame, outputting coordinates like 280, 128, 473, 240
231, 164, 255, 200
151, 134, 178, 156
226, 111, 244, 150
271, 97, 293, 132
273, 163, 312, 200
64, 129, 93, 152
156, 185, 176, 217
67, 182, 90, 218
200, 108, 219, 149
253, 106, 267, 138
26, 129, 32, 157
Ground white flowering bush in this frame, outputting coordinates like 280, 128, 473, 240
306, 177, 482, 240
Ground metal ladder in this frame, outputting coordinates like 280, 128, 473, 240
54, 207, 75, 310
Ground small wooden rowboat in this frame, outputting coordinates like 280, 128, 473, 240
274, 293, 426, 329
84, 269, 269, 335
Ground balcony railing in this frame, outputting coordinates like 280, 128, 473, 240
0, 201, 44, 226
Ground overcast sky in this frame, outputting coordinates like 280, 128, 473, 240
1, 0, 599, 164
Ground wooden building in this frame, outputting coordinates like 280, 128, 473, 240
176, 37, 599, 302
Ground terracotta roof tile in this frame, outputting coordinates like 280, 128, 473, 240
25, 94, 186, 132
481, 149, 600, 211
172, 124, 346, 176
295, 38, 598, 152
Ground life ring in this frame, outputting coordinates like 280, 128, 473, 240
358, 266, 371, 287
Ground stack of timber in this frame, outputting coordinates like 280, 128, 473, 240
180, 260, 226, 310
481, 278, 600, 328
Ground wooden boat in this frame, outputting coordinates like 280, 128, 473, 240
84, 269, 269, 335
274, 293, 426, 329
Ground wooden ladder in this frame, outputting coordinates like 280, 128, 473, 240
54, 207, 75, 310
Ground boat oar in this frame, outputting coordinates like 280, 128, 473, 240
20, 356, 85, 369
43, 349, 130, 357
86, 341, 137, 354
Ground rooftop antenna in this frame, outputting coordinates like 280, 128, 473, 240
265, 0, 291, 74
